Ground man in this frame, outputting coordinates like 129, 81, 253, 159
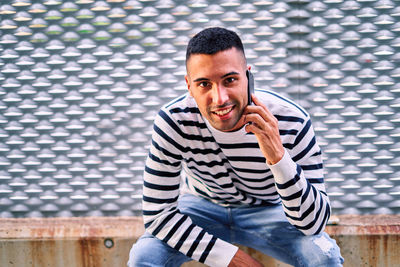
128, 27, 343, 267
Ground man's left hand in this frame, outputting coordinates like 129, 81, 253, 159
243, 94, 285, 165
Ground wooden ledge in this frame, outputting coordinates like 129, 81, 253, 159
1, 215, 400, 239
326, 214, 400, 235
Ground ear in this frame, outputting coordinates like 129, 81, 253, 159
185, 75, 193, 97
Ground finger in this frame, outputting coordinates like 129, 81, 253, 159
245, 122, 262, 134
245, 105, 277, 126
251, 94, 265, 108
244, 113, 275, 132
248, 94, 272, 115
250, 95, 276, 118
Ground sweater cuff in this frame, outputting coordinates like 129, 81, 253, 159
267, 149, 297, 184
204, 239, 238, 267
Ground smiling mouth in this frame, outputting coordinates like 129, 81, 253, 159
213, 106, 234, 116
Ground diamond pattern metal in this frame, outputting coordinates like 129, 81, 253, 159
0, 0, 399, 217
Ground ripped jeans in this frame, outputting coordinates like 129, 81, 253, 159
128, 194, 344, 267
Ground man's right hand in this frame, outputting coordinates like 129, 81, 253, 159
228, 248, 264, 267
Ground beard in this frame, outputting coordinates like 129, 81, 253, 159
205, 100, 245, 132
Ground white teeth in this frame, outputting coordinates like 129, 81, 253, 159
214, 107, 232, 116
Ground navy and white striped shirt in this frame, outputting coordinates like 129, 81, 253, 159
142, 89, 331, 266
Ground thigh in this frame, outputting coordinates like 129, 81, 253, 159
128, 194, 233, 267
232, 204, 343, 267
177, 194, 231, 242
128, 232, 191, 267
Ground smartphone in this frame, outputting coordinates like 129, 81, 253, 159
246, 70, 254, 105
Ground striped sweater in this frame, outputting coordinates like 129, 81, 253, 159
142, 89, 331, 267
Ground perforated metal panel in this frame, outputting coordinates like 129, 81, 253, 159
0, 0, 399, 218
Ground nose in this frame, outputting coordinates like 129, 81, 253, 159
212, 84, 229, 105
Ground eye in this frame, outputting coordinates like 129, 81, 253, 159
198, 81, 211, 88
224, 77, 237, 85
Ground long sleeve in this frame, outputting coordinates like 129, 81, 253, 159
142, 109, 238, 267
268, 115, 330, 235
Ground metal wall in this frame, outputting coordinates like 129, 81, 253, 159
0, 0, 399, 218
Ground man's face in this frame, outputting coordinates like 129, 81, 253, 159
185, 48, 248, 132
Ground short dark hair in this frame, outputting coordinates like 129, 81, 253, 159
186, 27, 245, 63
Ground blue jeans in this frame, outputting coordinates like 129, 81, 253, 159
128, 194, 344, 267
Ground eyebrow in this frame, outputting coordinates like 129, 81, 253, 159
222, 71, 240, 78
193, 71, 240, 82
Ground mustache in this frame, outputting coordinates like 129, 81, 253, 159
208, 101, 235, 111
